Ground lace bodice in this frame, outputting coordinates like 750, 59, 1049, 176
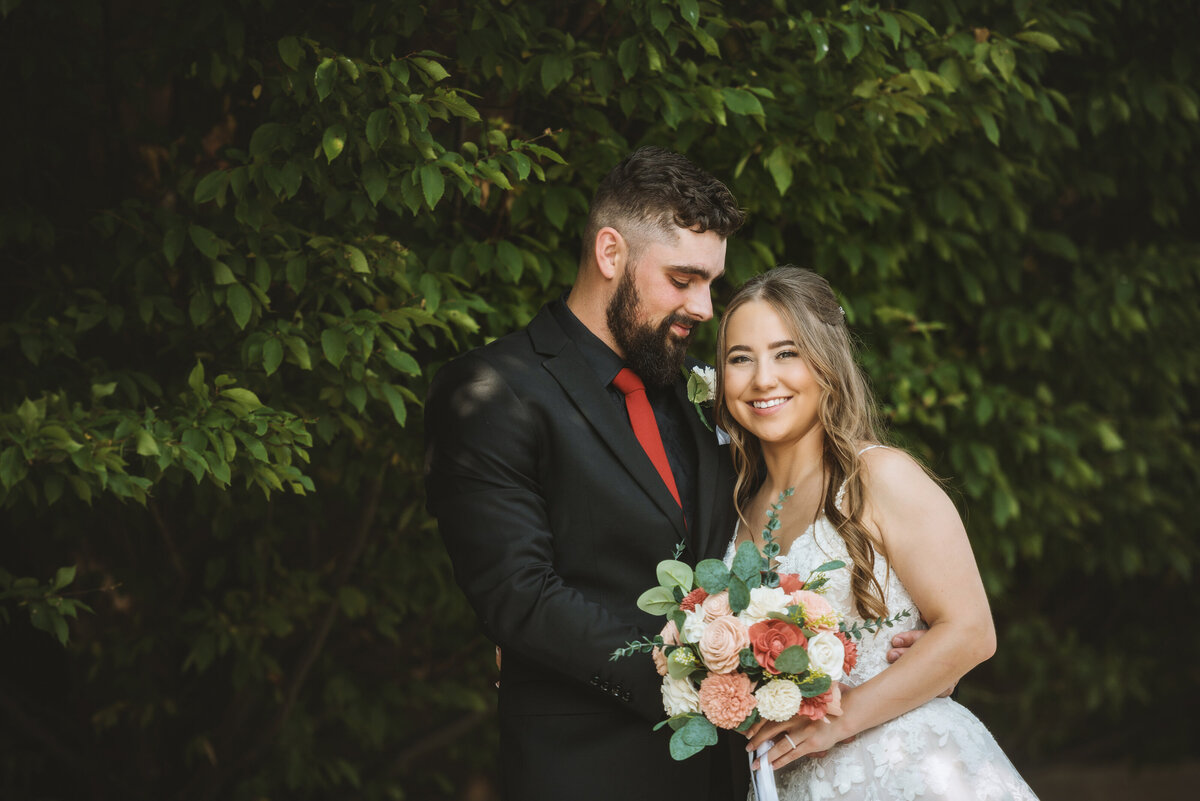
722, 515, 924, 688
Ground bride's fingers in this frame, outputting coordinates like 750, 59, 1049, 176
745, 720, 788, 752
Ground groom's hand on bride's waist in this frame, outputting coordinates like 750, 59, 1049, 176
886, 629, 956, 698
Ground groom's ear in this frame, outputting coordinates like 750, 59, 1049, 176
593, 226, 626, 280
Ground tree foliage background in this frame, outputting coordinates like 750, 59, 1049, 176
2, 0, 1197, 798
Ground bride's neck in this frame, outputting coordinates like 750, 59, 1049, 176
759, 437, 825, 499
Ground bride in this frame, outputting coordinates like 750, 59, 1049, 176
716, 267, 1037, 800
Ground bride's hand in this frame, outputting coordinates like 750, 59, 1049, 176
746, 715, 847, 771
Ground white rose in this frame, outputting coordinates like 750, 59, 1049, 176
739, 586, 790, 625
681, 608, 709, 643
806, 631, 846, 681
661, 674, 702, 716
691, 365, 716, 400
754, 679, 803, 722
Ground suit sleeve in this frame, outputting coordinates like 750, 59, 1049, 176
424, 352, 665, 721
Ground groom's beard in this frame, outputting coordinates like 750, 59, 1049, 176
607, 269, 695, 388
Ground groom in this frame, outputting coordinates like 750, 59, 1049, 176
425, 147, 747, 799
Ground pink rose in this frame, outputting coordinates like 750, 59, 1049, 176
797, 683, 843, 721
701, 590, 733, 621
697, 672, 757, 729
679, 587, 708, 612
748, 618, 807, 675
791, 590, 835, 627
777, 573, 805, 594
699, 615, 750, 674
652, 620, 681, 676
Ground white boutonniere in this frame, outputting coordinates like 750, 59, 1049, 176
685, 365, 716, 432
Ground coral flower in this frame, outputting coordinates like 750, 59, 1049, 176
835, 630, 858, 675
679, 587, 708, 612
697, 672, 757, 729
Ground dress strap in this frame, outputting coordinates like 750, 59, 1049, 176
834, 445, 886, 511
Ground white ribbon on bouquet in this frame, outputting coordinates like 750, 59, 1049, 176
749, 739, 778, 801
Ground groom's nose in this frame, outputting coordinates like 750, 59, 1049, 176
682, 285, 713, 321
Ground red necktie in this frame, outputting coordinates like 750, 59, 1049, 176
613, 368, 682, 509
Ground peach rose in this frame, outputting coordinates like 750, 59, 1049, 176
797, 682, 843, 721
679, 587, 708, 612
652, 620, 681, 676
777, 573, 805, 594
697, 672, 757, 729
748, 618, 807, 675
701, 590, 733, 621
699, 615, 750, 673
791, 590, 837, 628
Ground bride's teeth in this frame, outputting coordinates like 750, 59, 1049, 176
752, 398, 786, 409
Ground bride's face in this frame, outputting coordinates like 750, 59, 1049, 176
722, 300, 823, 447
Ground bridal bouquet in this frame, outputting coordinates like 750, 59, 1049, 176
612, 490, 906, 760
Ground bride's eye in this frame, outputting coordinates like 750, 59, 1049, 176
726, 354, 751, 365
776, 350, 799, 360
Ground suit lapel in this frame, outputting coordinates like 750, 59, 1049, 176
530, 310, 689, 543
674, 375, 722, 560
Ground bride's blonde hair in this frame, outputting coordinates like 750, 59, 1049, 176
715, 266, 888, 620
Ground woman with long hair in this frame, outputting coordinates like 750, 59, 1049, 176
717, 266, 1035, 799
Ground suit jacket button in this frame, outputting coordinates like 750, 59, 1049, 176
600, 681, 611, 692
621, 690, 632, 701
590, 674, 601, 686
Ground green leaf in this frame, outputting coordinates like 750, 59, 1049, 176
163, 225, 185, 266
411, 56, 450, 82
344, 244, 369, 273
212, 261, 236, 285
990, 44, 1016, 82
721, 88, 765, 117
226, 284, 253, 329
322, 124, 347, 163
814, 110, 836, 143
187, 361, 206, 396
637, 585, 680, 615
764, 146, 793, 195
731, 541, 762, 581
188, 224, 221, 259
278, 35, 303, 70
315, 57, 336, 100
380, 383, 408, 426
52, 564, 76, 592
285, 336, 312, 370
366, 108, 390, 151
694, 559, 729, 593
975, 107, 1001, 146
879, 11, 901, 47
670, 716, 717, 760
337, 585, 370, 618
385, 346, 420, 376
1015, 31, 1062, 52
656, 560, 694, 591
262, 338, 284, 375
136, 430, 160, 456
220, 388, 264, 410
727, 574, 750, 614
362, 159, 387, 205
680, 0, 700, 28
194, 170, 229, 204
809, 24, 830, 62
774, 644, 809, 674
840, 23, 863, 61
321, 328, 348, 368
419, 164, 445, 208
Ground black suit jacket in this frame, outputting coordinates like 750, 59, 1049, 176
425, 304, 745, 800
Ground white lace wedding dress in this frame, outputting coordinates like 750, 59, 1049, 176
723, 500, 1037, 800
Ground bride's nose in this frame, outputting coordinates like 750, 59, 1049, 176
752, 360, 778, 390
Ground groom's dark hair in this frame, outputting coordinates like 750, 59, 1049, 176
582, 147, 743, 267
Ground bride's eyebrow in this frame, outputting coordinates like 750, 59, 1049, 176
725, 341, 797, 354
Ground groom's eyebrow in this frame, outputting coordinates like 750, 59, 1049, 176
670, 264, 724, 280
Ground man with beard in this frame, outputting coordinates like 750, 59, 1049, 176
424, 147, 747, 800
